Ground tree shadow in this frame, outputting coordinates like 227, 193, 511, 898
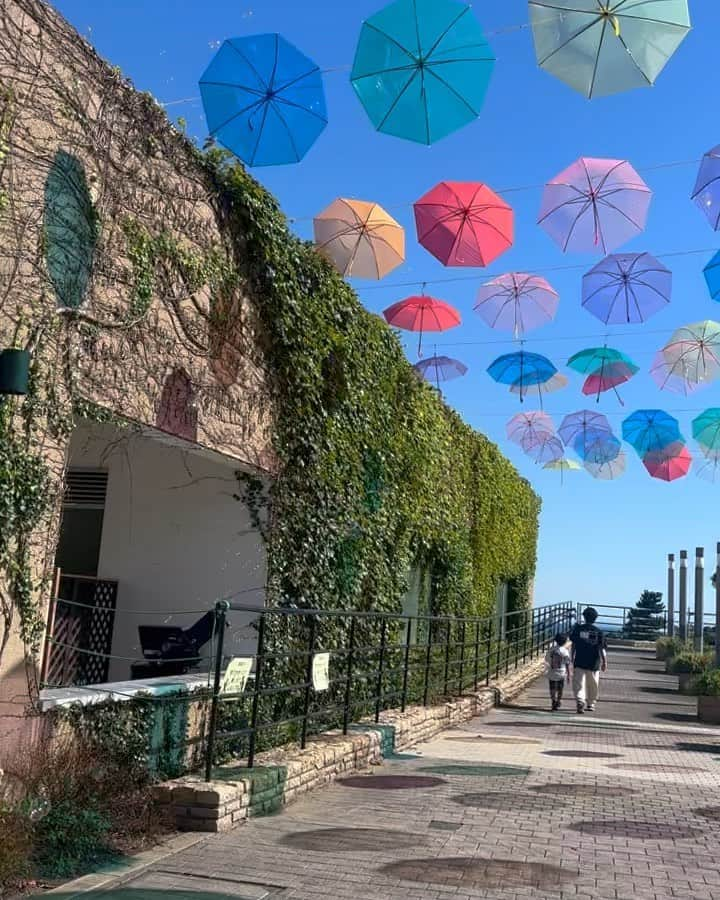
640, 686, 679, 695
654, 712, 700, 724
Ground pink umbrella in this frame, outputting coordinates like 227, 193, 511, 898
506, 411, 555, 446
474, 273, 558, 338
383, 295, 461, 356
643, 442, 692, 482
414, 181, 513, 268
582, 361, 637, 400
539, 157, 651, 254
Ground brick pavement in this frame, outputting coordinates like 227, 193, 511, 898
57, 648, 720, 900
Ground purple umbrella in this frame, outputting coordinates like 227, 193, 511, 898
650, 350, 705, 396
692, 145, 720, 231
558, 410, 612, 447
474, 273, 558, 338
506, 411, 555, 447
414, 354, 468, 390
539, 157, 651, 255
582, 253, 672, 325
522, 433, 564, 465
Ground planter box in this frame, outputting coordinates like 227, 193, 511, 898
698, 695, 720, 724
677, 672, 699, 694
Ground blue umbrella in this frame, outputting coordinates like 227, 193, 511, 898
574, 432, 622, 465
199, 34, 327, 167
351, 0, 495, 145
487, 351, 557, 403
414, 355, 468, 388
622, 410, 682, 455
704, 250, 720, 302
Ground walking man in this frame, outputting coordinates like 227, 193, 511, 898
570, 607, 607, 714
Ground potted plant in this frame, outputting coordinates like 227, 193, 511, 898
655, 636, 686, 662
668, 651, 712, 693
694, 669, 720, 723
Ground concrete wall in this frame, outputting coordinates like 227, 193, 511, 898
65, 423, 266, 681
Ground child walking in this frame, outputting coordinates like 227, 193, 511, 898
546, 632, 572, 711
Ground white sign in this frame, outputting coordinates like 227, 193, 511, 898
221, 657, 253, 695
312, 652, 330, 691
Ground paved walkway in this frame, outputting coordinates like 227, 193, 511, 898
70, 649, 720, 900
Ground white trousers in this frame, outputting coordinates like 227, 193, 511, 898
572, 668, 600, 706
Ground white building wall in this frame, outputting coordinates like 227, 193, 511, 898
66, 424, 267, 681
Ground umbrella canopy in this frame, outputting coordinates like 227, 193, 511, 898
692, 145, 720, 231
622, 409, 682, 455
475, 273, 558, 338
414, 355, 468, 388
582, 362, 637, 398
696, 455, 720, 484
350, 0, 495, 145
643, 442, 692, 482
487, 352, 557, 402
568, 347, 638, 403
522, 433, 565, 465
529, 1, 691, 100
558, 410, 612, 446
662, 321, 720, 386
509, 372, 568, 398
692, 409, 720, 453
544, 457, 582, 484
313, 199, 404, 279
506, 411, 555, 446
414, 181, 513, 267
650, 350, 704, 396
576, 433, 622, 465
539, 158, 651, 255
585, 450, 627, 481
704, 250, 720, 302
383, 295, 461, 356
582, 252, 672, 324
199, 34, 327, 167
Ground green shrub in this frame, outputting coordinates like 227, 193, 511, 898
0, 806, 32, 890
656, 636, 689, 658
32, 800, 113, 878
668, 651, 713, 675
693, 668, 720, 696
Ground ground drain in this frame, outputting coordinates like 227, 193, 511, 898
570, 819, 702, 839
281, 827, 428, 852
531, 784, 634, 797
382, 856, 575, 889
607, 763, 705, 773
419, 764, 530, 777
542, 750, 622, 759
452, 791, 553, 812
337, 774, 446, 790
429, 820, 462, 831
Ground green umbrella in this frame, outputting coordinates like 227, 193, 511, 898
692, 409, 720, 453
529, 1, 691, 99
567, 346, 636, 375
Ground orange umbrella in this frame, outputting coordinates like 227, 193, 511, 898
383, 295, 461, 357
313, 198, 405, 279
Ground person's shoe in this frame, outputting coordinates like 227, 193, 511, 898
556, 701, 562, 709
586, 704, 595, 712
551, 700, 559, 711
576, 702, 585, 714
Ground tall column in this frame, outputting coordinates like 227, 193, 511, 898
667, 554, 675, 637
678, 550, 688, 641
715, 543, 720, 669
694, 547, 704, 652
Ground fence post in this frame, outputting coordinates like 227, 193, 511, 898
204, 599, 229, 783
300, 616, 317, 749
374, 618, 388, 722
342, 616, 357, 734
695, 547, 704, 652
486, 617, 493, 685
679, 550, 688, 640
400, 617, 412, 713
457, 621, 466, 695
247, 613, 266, 769
715, 543, 720, 670
473, 621, 481, 688
667, 554, 675, 637
443, 620, 452, 695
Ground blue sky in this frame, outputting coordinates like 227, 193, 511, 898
53, 0, 720, 611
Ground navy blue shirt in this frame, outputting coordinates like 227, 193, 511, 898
570, 623, 606, 671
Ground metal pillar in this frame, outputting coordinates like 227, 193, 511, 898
715, 543, 720, 670
667, 554, 675, 637
678, 551, 688, 641
694, 547, 704, 652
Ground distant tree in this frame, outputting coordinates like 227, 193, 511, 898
624, 590, 665, 640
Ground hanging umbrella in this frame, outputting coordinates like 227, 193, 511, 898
544, 457, 582, 484
474, 273, 558, 338
585, 450, 627, 481
662, 321, 720, 386
575, 432, 622, 465
313, 199, 404, 279
414, 181, 513, 267
622, 410, 682, 455
509, 372, 568, 398
539, 158, 651, 255
350, 0, 495, 145
568, 347, 638, 404
582, 252, 672, 324
383, 295, 461, 356
704, 250, 720, 302
696, 455, 720, 484
529, 1, 691, 100
692, 145, 720, 231
414, 355, 468, 389
506, 411, 555, 447
199, 34, 327, 167
643, 442, 692, 482
522, 433, 565, 465
558, 410, 612, 447
691, 409, 720, 455
650, 350, 704, 396
582, 362, 637, 400
487, 351, 557, 403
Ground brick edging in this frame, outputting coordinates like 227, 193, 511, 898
154, 655, 545, 832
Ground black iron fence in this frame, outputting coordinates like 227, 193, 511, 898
584, 603, 717, 642
203, 601, 575, 780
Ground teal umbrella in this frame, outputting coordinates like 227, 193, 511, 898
529, 1, 691, 99
350, 0, 494, 145
692, 409, 720, 454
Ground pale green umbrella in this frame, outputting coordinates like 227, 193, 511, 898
529, 1, 691, 99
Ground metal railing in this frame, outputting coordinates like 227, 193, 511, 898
584, 603, 717, 642
203, 601, 575, 780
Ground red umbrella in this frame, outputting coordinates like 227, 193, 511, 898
643, 442, 692, 482
414, 181, 513, 267
383, 295, 461, 356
